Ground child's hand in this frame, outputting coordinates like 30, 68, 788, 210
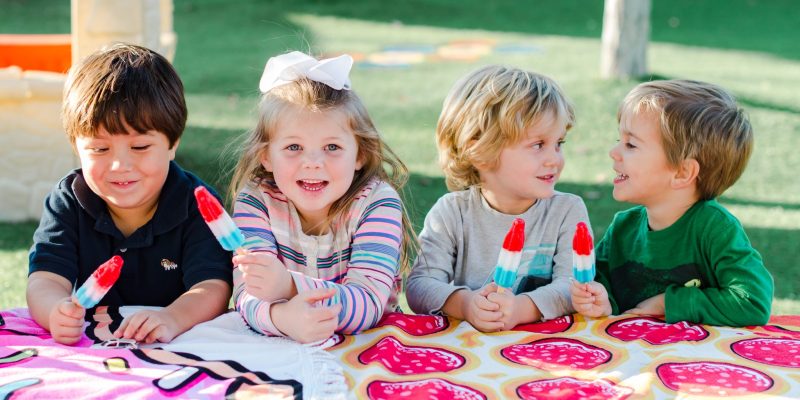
114, 309, 180, 344
484, 284, 531, 330
462, 288, 504, 332
570, 279, 611, 318
271, 288, 342, 344
235, 253, 293, 302
49, 298, 86, 345
625, 293, 665, 316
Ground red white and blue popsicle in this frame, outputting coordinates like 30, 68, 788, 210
493, 218, 525, 293
72, 255, 124, 308
194, 186, 245, 252
572, 222, 595, 283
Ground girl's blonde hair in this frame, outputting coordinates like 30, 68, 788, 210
229, 78, 415, 276
437, 65, 575, 191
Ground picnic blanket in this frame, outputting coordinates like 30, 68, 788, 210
0, 306, 346, 399
325, 312, 800, 399
2, 308, 799, 399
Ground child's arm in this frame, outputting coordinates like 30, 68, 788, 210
406, 197, 469, 315
115, 279, 230, 343
665, 220, 773, 326
27, 271, 85, 345
284, 185, 404, 334
231, 188, 304, 336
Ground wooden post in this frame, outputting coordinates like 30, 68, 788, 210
600, 0, 651, 79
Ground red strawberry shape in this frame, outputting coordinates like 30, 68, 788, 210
656, 361, 773, 396
731, 337, 800, 368
359, 336, 465, 374
377, 312, 449, 336
367, 378, 486, 400
512, 315, 573, 334
517, 377, 633, 400
501, 338, 611, 370
606, 316, 709, 345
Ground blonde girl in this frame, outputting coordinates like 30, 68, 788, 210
229, 51, 413, 343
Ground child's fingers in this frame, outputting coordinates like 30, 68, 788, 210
300, 288, 337, 304
144, 325, 167, 344
60, 301, 86, 320
116, 314, 147, 339
474, 295, 500, 311
475, 307, 503, 322
134, 317, 164, 342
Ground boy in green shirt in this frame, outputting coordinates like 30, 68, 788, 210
571, 80, 773, 327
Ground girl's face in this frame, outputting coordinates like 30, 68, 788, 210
477, 111, 567, 215
261, 107, 362, 233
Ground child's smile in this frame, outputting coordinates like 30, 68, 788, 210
262, 107, 363, 231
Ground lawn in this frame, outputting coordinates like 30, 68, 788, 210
1, 0, 798, 314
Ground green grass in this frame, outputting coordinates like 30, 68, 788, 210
1, 0, 798, 315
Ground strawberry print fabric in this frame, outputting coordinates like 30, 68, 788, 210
327, 313, 800, 399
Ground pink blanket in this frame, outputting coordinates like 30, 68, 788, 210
3, 307, 799, 399
0, 307, 344, 399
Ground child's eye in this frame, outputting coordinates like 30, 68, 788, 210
625, 142, 637, 149
131, 145, 151, 151
557, 140, 566, 148
90, 147, 109, 154
530, 142, 544, 150
325, 144, 341, 151
286, 144, 301, 151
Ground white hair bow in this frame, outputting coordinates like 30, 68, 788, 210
259, 51, 353, 93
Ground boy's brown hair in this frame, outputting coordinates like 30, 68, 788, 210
619, 80, 752, 200
62, 43, 186, 148
436, 65, 575, 191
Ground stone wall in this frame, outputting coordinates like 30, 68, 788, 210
0, 67, 75, 222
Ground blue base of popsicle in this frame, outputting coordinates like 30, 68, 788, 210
573, 268, 595, 284
218, 232, 245, 252
493, 268, 517, 290
73, 290, 99, 309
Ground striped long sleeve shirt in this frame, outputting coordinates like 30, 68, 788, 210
232, 178, 403, 336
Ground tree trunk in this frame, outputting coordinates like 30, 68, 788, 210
600, 0, 651, 79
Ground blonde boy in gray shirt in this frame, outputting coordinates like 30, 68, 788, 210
407, 66, 590, 332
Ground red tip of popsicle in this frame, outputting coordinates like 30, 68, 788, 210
94, 255, 124, 289
573, 222, 593, 255
194, 186, 223, 223
502, 218, 525, 252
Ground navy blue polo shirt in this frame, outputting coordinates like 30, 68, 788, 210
29, 161, 233, 308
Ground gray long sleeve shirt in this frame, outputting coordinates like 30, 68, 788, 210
406, 187, 590, 320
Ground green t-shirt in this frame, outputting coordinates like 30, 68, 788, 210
595, 199, 773, 326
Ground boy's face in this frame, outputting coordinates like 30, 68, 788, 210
74, 126, 177, 221
609, 109, 676, 206
261, 108, 362, 231
477, 111, 566, 215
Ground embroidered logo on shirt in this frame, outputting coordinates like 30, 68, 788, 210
161, 259, 178, 271
684, 278, 702, 288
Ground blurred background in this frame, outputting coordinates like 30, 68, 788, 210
1, 0, 798, 313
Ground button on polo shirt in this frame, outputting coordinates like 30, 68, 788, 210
29, 161, 232, 308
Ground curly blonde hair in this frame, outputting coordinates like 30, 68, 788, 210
436, 65, 575, 191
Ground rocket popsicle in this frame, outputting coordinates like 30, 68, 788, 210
492, 218, 525, 293
194, 186, 245, 252
572, 222, 595, 283
73, 255, 124, 309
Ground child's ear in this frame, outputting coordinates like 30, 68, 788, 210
169, 139, 180, 160
672, 158, 699, 189
260, 148, 273, 172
